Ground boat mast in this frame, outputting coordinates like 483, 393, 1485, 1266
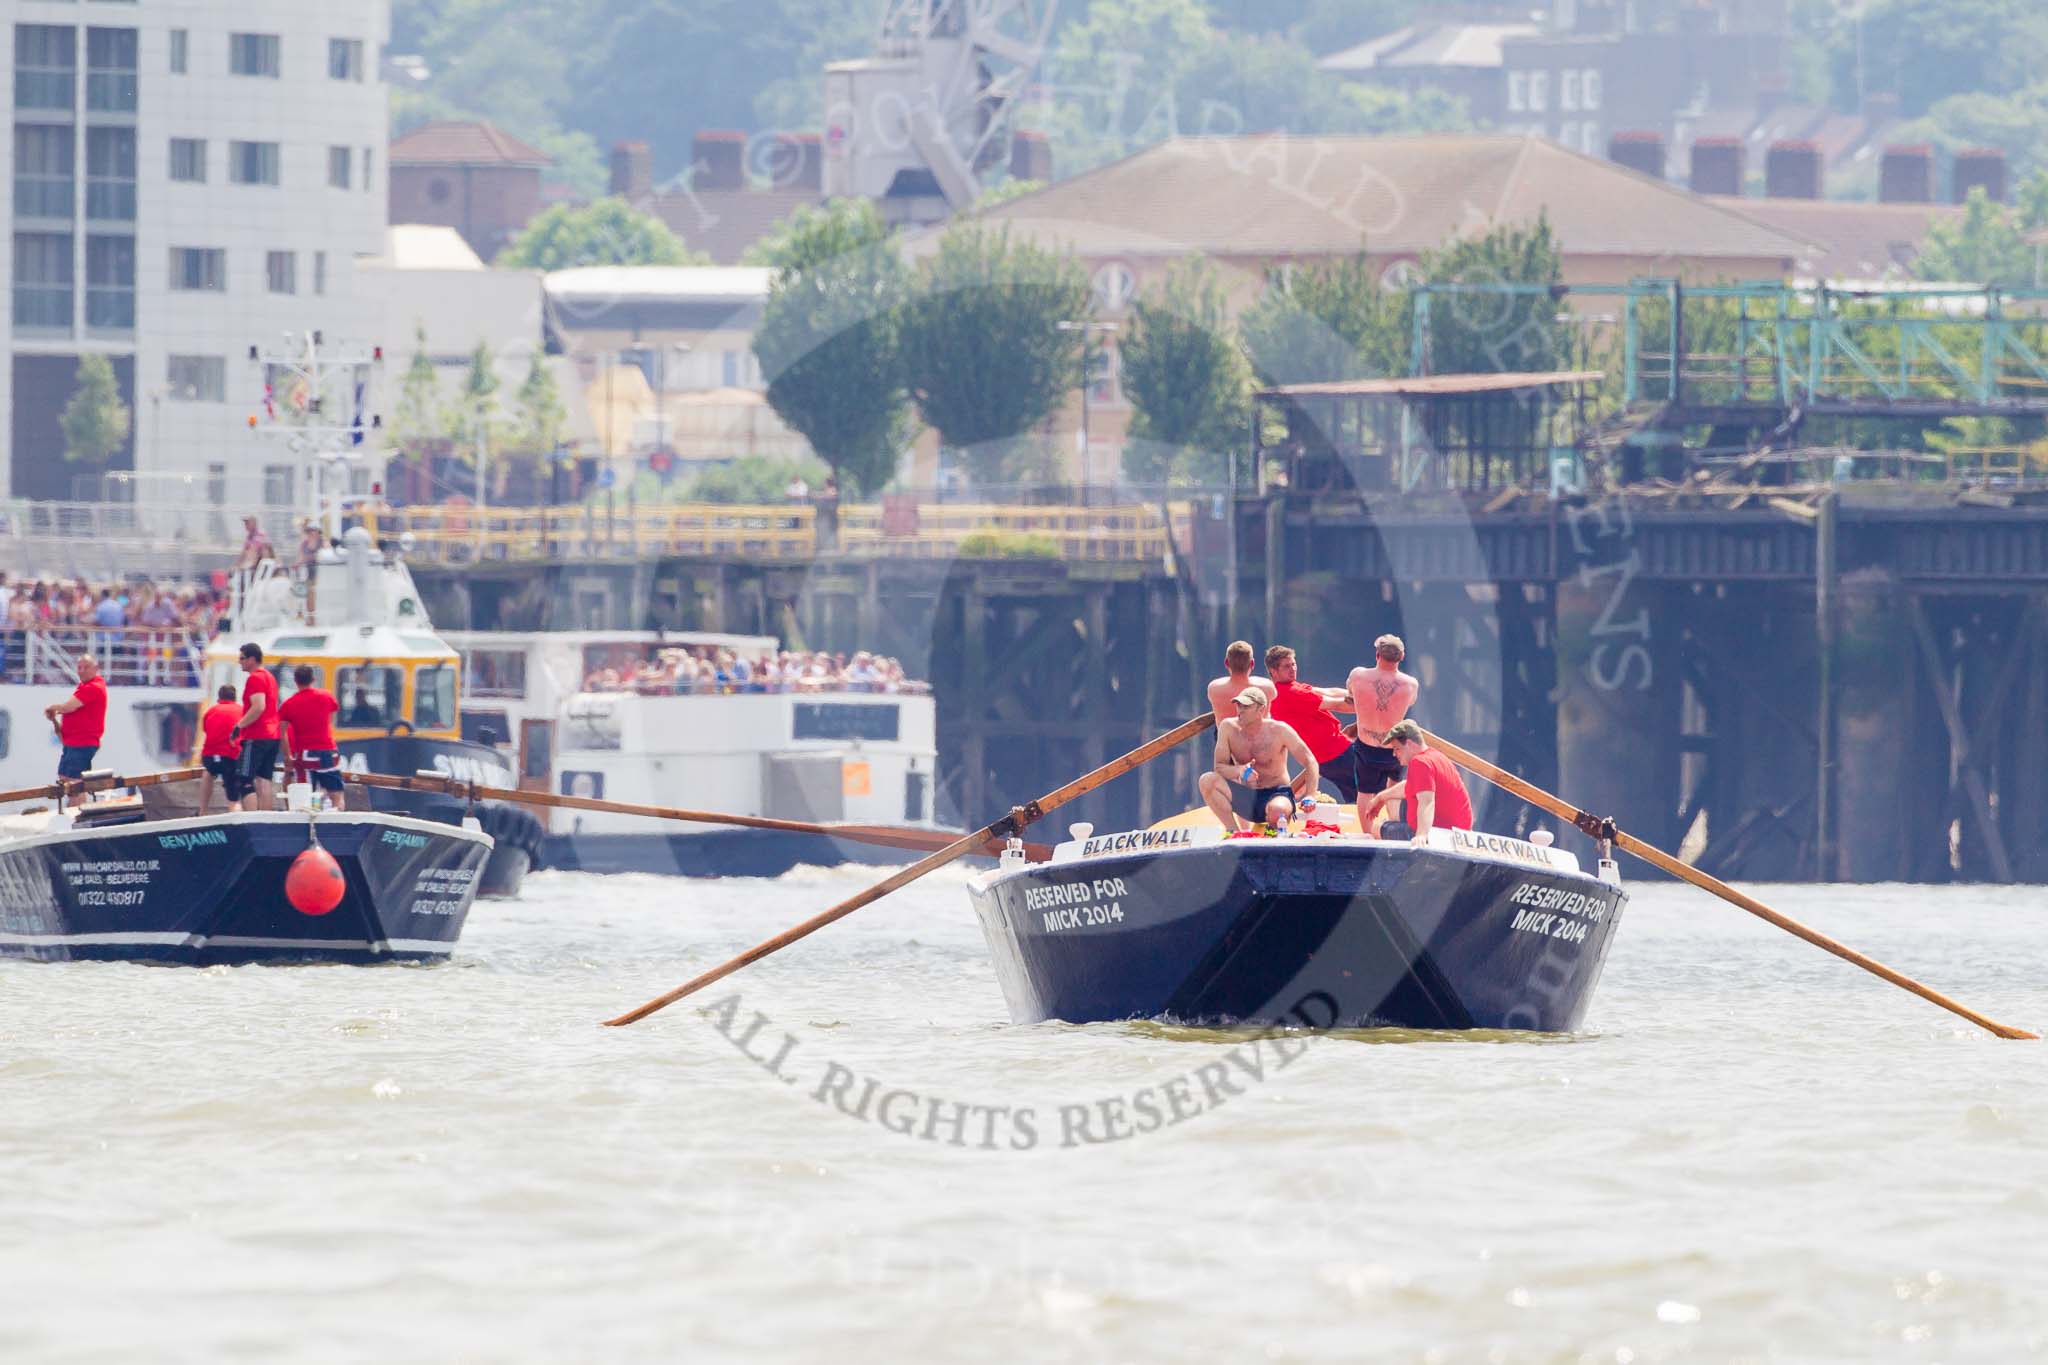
247, 329, 385, 543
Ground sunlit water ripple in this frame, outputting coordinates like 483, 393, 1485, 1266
3, 868, 2044, 1363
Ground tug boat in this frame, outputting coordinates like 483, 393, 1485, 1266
181, 529, 543, 897
0, 804, 490, 965
966, 822, 1628, 1032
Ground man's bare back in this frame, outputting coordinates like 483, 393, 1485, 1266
1346, 663, 1419, 746
1207, 672, 1276, 721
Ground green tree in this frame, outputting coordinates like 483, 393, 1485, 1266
1414, 216, 1566, 377
513, 350, 566, 455
1825, 0, 2048, 117
1041, 0, 1220, 174
496, 198, 707, 270
751, 200, 913, 496
60, 353, 130, 467
393, 323, 443, 448
899, 224, 1092, 487
1238, 254, 1407, 385
456, 340, 501, 495
971, 178, 1047, 211
681, 453, 829, 504
1119, 257, 1253, 483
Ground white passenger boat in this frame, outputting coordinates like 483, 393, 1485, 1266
446, 630, 941, 876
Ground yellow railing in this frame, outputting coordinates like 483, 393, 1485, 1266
389, 501, 1178, 564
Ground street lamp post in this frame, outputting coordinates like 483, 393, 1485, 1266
1058, 319, 1119, 502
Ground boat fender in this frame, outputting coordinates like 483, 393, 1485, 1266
286, 844, 347, 916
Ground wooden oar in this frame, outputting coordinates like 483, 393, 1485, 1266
604, 711, 1218, 1027
1421, 728, 2038, 1042
340, 770, 1055, 862
0, 766, 206, 806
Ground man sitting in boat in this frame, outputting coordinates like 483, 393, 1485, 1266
1197, 689, 1318, 832
197, 685, 244, 816
1363, 720, 1475, 841
42, 652, 107, 779
1204, 641, 1279, 822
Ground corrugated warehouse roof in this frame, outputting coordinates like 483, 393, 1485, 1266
544, 266, 772, 308
389, 121, 552, 168
972, 134, 1819, 265
1260, 370, 1602, 398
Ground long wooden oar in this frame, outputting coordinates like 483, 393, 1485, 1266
0, 766, 206, 806
1421, 729, 2038, 1041
604, 712, 1217, 1027
341, 770, 1054, 863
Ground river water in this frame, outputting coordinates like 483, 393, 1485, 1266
2, 868, 2044, 1363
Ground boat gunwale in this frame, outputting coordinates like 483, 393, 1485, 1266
0, 808, 496, 857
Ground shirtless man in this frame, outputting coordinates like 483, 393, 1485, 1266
1344, 634, 1421, 832
1197, 689, 1319, 832
1205, 639, 1276, 720
1204, 641, 1280, 823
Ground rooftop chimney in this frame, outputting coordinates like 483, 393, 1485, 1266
1952, 147, 2008, 204
1764, 139, 1822, 200
1608, 130, 1666, 180
1879, 144, 1934, 204
1009, 129, 1053, 185
1689, 136, 1745, 197
608, 141, 652, 202
693, 130, 746, 193
758, 132, 822, 191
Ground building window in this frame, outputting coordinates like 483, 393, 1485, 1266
85, 125, 136, 221
229, 33, 280, 78
1583, 69, 1602, 110
265, 250, 296, 295
328, 38, 364, 82
13, 125, 75, 220
85, 27, 138, 112
167, 354, 226, 402
169, 28, 188, 74
362, 148, 374, 192
1091, 262, 1136, 312
169, 246, 225, 292
15, 25, 78, 111
314, 251, 328, 295
169, 137, 205, 183
327, 145, 352, 189
1561, 70, 1580, 111
1087, 344, 1121, 407
1529, 71, 1549, 112
1559, 120, 1578, 150
1508, 70, 1527, 113
427, 176, 452, 204
13, 231, 74, 329
85, 233, 134, 328
1581, 122, 1599, 155
229, 140, 279, 185
263, 465, 295, 508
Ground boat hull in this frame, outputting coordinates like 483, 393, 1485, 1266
0, 813, 491, 965
967, 842, 1628, 1032
344, 736, 542, 898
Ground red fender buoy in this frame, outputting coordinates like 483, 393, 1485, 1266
286, 844, 346, 916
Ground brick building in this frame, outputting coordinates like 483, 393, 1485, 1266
388, 120, 550, 263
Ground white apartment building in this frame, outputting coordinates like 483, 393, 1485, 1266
3, 0, 389, 509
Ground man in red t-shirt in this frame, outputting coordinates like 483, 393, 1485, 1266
1264, 645, 1363, 804
230, 642, 282, 811
43, 653, 108, 779
278, 664, 347, 810
197, 685, 244, 815
1368, 720, 1475, 840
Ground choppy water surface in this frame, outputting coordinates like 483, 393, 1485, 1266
3, 869, 2045, 1363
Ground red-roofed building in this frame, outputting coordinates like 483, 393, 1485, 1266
390, 121, 553, 262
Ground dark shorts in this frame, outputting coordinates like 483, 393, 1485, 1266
238, 738, 281, 784
1246, 785, 1294, 822
298, 749, 345, 793
202, 753, 248, 800
1353, 742, 1405, 797
56, 745, 98, 779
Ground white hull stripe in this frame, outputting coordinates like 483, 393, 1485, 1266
0, 930, 453, 954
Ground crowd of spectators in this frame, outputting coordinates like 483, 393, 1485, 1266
583, 647, 928, 696
0, 572, 228, 684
